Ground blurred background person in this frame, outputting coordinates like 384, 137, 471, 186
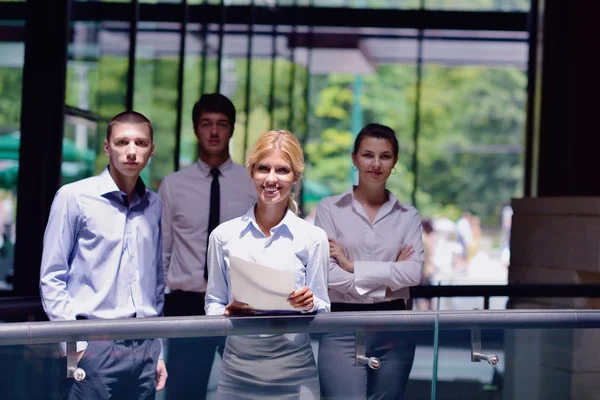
456, 211, 473, 264
415, 218, 435, 311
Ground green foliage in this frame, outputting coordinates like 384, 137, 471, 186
0, 68, 22, 129
306, 63, 525, 225
1, 34, 526, 225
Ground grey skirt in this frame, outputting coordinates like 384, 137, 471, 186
217, 333, 319, 400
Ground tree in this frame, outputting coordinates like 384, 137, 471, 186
304, 63, 526, 224
0, 68, 22, 129
2, 22, 527, 226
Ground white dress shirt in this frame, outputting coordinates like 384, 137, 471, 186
159, 158, 257, 293
314, 187, 424, 304
205, 206, 331, 316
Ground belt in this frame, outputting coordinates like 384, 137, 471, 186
76, 313, 137, 320
165, 290, 206, 316
169, 290, 206, 301
331, 299, 407, 312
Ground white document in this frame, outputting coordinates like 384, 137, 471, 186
229, 255, 297, 312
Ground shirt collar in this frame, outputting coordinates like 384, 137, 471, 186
335, 186, 407, 212
196, 157, 235, 178
334, 187, 355, 205
97, 166, 148, 199
241, 205, 296, 239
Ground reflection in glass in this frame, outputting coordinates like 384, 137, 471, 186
305, 31, 525, 307
66, 21, 130, 182
0, 20, 24, 291
59, 9, 528, 308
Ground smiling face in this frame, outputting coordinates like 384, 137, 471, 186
252, 149, 296, 207
352, 136, 398, 186
104, 123, 154, 179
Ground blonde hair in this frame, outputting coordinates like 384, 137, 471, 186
246, 130, 304, 215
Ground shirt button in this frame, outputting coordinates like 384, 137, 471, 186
132, 276, 137, 282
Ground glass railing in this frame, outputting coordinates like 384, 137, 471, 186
0, 310, 599, 399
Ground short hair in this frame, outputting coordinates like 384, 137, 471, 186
352, 123, 399, 157
246, 130, 304, 215
106, 111, 153, 140
192, 93, 236, 133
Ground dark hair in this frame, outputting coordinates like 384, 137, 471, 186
352, 123, 399, 157
192, 93, 236, 133
106, 111, 153, 140
422, 219, 434, 235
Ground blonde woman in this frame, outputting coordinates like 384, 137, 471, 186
205, 130, 330, 399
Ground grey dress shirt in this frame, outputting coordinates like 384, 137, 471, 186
159, 158, 257, 293
315, 187, 424, 304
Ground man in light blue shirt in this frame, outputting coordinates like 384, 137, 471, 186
40, 111, 168, 399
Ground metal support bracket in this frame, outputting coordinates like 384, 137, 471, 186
471, 328, 499, 366
66, 341, 86, 381
355, 332, 381, 370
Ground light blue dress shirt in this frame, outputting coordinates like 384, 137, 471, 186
205, 206, 331, 316
39, 167, 164, 355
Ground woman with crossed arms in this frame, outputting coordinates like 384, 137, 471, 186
315, 123, 424, 400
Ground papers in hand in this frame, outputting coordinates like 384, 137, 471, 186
229, 255, 297, 312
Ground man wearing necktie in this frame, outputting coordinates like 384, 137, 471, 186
158, 94, 257, 399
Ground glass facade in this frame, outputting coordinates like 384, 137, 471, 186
0, 20, 24, 291
4, 2, 600, 400
0, 1, 530, 301
0, 311, 598, 399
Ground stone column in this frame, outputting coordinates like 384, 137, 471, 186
507, 0, 600, 397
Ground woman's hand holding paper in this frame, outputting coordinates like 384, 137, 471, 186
288, 286, 314, 311
224, 301, 256, 316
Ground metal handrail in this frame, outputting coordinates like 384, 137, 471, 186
2, 283, 600, 320
3, 283, 599, 302
1, 309, 599, 346
412, 283, 600, 298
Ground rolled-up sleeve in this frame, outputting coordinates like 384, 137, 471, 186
314, 200, 355, 294
315, 199, 386, 300
204, 229, 228, 315
305, 228, 331, 313
354, 209, 424, 297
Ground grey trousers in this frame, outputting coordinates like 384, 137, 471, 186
63, 339, 160, 400
318, 332, 416, 400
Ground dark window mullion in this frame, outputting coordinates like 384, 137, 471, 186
267, 0, 278, 130
242, 0, 255, 156
216, 0, 226, 92
173, 0, 189, 172
410, 0, 425, 207
126, 0, 140, 111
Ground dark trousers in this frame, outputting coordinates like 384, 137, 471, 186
165, 290, 225, 400
62, 339, 160, 400
318, 300, 416, 400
